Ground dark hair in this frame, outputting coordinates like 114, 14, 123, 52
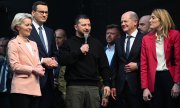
106, 24, 120, 31
74, 14, 89, 25
32, 1, 47, 11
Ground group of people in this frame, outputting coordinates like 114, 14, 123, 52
0, 1, 179, 108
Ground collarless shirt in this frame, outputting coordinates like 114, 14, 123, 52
155, 36, 168, 71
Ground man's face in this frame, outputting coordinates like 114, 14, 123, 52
32, 5, 48, 25
55, 30, 66, 47
121, 13, 137, 34
106, 28, 119, 45
138, 16, 150, 34
0, 39, 8, 56
74, 18, 91, 37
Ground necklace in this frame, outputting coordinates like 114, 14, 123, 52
155, 33, 164, 44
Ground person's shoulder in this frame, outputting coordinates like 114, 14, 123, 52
169, 29, 179, 35
89, 36, 99, 42
90, 36, 103, 46
9, 36, 17, 43
168, 29, 180, 39
7, 37, 17, 47
63, 36, 75, 45
142, 32, 155, 40
43, 26, 53, 32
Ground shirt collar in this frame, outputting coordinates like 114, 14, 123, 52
126, 29, 138, 38
106, 44, 115, 50
32, 20, 44, 31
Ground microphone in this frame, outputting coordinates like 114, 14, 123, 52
84, 33, 89, 44
84, 33, 89, 55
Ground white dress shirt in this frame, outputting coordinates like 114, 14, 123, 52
32, 21, 49, 52
124, 29, 138, 52
105, 44, 115, 65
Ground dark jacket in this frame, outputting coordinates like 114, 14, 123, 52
58, 36, 111, 87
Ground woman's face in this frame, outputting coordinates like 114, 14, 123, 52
17, 18, 32, 37
149, 13, 161, 31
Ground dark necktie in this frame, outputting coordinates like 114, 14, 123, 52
126, 36, 132, 58
39, 26, 47, 52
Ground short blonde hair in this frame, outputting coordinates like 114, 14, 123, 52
152, 9, 175, 37
11, 13, 32, 32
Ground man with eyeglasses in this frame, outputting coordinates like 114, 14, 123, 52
29, 1, 58, 108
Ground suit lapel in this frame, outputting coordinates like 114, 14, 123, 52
150, 35, 157, 60
31, 25, 48, 55
121, 36, 126, 59
44, 27, 51, 54
16, 37, 35, 65
164, 37, 168, 55
29, 41, 40, 65
128, 32, 142, 59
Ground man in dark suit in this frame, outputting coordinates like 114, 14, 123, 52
29, 1, 58, 108
111, 11, 144, 108
101, 24, 120, 108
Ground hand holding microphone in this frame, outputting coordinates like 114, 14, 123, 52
80, 33, 89, 55
84, 33, 89, 44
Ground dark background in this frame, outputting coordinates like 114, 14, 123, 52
0, 0, 179, 44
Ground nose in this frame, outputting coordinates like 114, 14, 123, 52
138, 25, 141, 29
29, 26, 32, 31
149, 18, 152, 23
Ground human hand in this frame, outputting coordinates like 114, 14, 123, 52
124, 62, 138, 72
101, 97, 109, 107
171, 83, 180, 98
42, 57, 58, 69
33, 66, 45, 77
103, 86, 110, 97
80, 44, 89, 55
111, 88, 116, 100
143, 88, 152, 101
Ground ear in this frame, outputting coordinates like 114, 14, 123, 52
74, 25, 78, 30
16, 25, 20, 31
134, 20, 138, 26
32, 11, 35, 17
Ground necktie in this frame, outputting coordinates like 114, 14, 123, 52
126, 36, 132, 58
39, 27, 47, 52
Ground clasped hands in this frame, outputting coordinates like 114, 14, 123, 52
42, 57, 58, 69
33, 65, 45, 77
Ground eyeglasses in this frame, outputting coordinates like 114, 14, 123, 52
36, 10, 48, 15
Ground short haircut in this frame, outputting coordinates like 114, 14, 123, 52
106, 24, 120, 31
11, 13, 32, 32
74, 14, 90, 25
32, 1, 47, 11
129, 11, 139, 21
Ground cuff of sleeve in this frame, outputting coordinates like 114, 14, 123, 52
40, 58, 44, 64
